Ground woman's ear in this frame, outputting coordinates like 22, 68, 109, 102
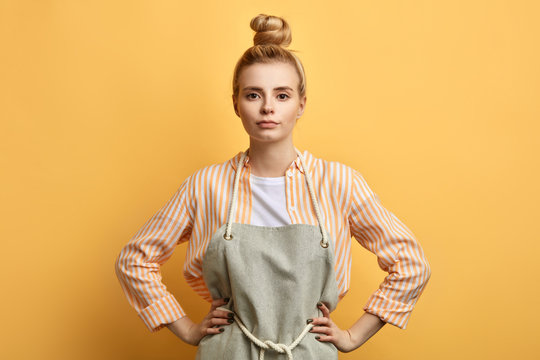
297, 95, 307, 118
232, 95, 239, 117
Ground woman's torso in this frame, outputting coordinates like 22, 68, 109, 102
182, 149, 357, 303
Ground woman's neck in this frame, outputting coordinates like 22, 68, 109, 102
247, 141, 298, 177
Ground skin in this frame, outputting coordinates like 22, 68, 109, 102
232, 61, 305, 177
166, 298, 231, 346
310, 302, 386, 352
166, 61, 386, 350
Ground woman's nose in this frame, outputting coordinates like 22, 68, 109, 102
261, 99, 274, 114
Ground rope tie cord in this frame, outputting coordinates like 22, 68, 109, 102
224, 148, 329, 248
216, 307, 314, 360
294, 148, 329, 248
224, 149, 248, 240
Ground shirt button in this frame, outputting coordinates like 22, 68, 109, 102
289, 206, 296, 211
286, 170, 293, 177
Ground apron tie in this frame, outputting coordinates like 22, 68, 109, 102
216, 307, 314, 360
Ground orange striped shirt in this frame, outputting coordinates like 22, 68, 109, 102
115, 149, 431, 333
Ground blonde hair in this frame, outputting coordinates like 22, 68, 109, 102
232, 14, 306, 99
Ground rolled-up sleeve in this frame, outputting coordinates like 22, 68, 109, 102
348, 170, 431, 329
115, 177, 193, 333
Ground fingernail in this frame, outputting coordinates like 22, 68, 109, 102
228, 313, 234, 318
227, 318, 234, 323
315, 336, 320, 340
306, 319, 313, 324
219, 327, 224, 332
317, 302, 322, 307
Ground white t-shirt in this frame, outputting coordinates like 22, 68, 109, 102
249, 174, 292, 226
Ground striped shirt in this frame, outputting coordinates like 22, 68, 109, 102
115, 149, 431, 333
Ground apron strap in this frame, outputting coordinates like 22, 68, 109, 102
223, 148, 330, 248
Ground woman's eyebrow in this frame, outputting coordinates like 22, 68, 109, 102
242, 86, 294, 92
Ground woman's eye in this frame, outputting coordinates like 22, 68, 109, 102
278, 93, 290, 100
246, 93, 259, 99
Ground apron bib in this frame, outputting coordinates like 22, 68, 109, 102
196, 148, 339, 360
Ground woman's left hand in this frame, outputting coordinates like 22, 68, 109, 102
308, 302, 356, 353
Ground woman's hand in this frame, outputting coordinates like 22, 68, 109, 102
308, 302, 357, 353
167, 298, 234, 346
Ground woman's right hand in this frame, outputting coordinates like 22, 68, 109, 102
167, 298, 234, 346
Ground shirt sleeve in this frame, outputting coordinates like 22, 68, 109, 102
114, 176, 194, 333
348, 169, 431, 330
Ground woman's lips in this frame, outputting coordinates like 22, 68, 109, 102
257, 121, 278, 128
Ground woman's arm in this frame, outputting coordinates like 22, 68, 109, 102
310, 167, 432, 351
347, 169, 432, 329
114, 177, 194, 333
309, 302, 386, 352
166, 316, 199, 345
166, 298, 234, 346
347, 311, 387, 349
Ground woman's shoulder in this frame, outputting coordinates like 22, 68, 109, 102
306, 150, 362, 179
308, 151, 378, 202
190, 158, 234, 178
179, 152, 239, 189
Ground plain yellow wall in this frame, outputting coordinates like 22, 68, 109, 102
1, 1, 539, 359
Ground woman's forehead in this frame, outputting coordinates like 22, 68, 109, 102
238, 62, 299, 89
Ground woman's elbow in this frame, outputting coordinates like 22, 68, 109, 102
114, 249, 128, 279
420, 258, 432, 284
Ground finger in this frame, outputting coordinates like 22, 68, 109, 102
316, 302, 330, 318
310, 325, 332, 335
314, 334, 333, 342
211, 297, 230, 307
205, 326, 226, 335
309, 317, 329, 326
207, 317, 234, 327
212, 309, 235, 319
219, 297, 230, 305
210, 297, 230, 310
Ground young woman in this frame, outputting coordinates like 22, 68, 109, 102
115, 14, 431, 359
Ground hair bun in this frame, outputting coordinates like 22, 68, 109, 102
250, 14, 292, 47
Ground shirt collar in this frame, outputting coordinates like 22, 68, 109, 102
229, 148, 313, 175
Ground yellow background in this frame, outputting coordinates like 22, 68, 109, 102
1, 1, 538, 359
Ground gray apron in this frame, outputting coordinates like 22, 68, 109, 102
196, 148, 339, 360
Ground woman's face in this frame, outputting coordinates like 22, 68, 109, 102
233, 62, 306, 145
